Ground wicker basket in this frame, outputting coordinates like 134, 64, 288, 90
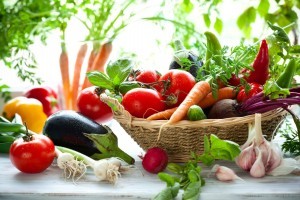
101, 94, 286, 162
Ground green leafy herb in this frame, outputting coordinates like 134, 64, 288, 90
154, 134, 241, 200
87, 58, 134, 96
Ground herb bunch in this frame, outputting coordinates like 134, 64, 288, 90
153, 134, 241, 200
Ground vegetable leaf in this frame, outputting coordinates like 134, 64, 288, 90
182, 181, 201, 200
106, 59, 133, 86
86, 71, 115, 90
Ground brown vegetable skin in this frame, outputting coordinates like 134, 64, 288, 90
208, 99, 240, 119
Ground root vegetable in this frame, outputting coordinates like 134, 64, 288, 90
141, 147, 168, 174
56, 146, 131, 184
208, 99, 240, 119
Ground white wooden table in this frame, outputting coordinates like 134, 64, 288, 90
1, 120, 300, 200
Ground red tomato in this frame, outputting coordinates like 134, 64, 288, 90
77, 86, 113, 123
136, 70, 161, 84
9, 134, 56, 173
237, 83, 263, 103
158, 69, 196, 107
122, 88, 165, 118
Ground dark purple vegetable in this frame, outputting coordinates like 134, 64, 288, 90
169, 40, 203, 78
237, 87, 300, 115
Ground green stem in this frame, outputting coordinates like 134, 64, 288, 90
56, 146, 96, 166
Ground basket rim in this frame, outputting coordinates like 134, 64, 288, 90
100, 93, 287, 128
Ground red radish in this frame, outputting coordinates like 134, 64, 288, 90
140, 147, 168, 174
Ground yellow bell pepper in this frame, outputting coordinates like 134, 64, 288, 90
2, 96, 47, 133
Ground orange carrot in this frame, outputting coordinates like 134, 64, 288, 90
197, 87, 236, 109
146, 107, 177, 120
71, 43, 88, 110
81, 48, 98, 89
82, 41, 113, 89
59, 47, 71, 110
91, 41, 112, 72
168, 81, 211, 124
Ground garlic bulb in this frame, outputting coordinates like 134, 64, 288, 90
236, 113, 282, 177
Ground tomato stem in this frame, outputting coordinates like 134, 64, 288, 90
22, 123, 34, 142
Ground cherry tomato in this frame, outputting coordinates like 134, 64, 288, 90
237, 83, 263, 103
122, 88, 165, 118
9, 134, 56, 173
77, 86, 113, 123
136, 70, 161, 84
158, 69, 196, 107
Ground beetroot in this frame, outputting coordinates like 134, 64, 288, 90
141, 147, 168, 174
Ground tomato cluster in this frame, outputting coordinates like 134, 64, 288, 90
121, 69, 196, 118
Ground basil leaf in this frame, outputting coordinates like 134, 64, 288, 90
210, 134, 241, 161
153, 183, 180, 200
182, 181, 201, 200
86, 71, 114, 91
158, 172, 175, 187
106, 59, 133, 85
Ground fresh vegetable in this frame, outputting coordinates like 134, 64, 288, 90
146, 107, 177, 120
2, 96, 47, 133
235, 113, 282, 177
236, 83, 263, 103
169, 40, 203, 78
167, 81, 211, 124
158, 69, 196, 108
135, 69, 161, 84
72, 43, 88, 110
24, 86, 60, 116
77, 86, 113, 123
187, 105, 206, 121
237, 87, 300, 115
204, 31, 223, 67
122, 88, 165, 118
59, 42, 71, 110
208, 99, 240, 119
43, 110, 134, 164
56, 146, 131, 184
276, 59, 297, 89
244, 39, 270, 85
197, 87, 237, 109
9, 130, 56, 173
141, 147, 168, 174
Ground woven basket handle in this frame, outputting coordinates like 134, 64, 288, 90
100, 93, 132, 119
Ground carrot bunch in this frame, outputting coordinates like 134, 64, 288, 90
59, 42, 112, 110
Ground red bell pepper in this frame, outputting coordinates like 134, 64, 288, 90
237, 83, 263, 103
24, 86, 60, 116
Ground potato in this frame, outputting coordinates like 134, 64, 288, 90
208, 99, 240, 119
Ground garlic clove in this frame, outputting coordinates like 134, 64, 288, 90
250, 147, 266, 178
236, 143, 256, 171
265, 142, 282, 173
211, 164, 244, 182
